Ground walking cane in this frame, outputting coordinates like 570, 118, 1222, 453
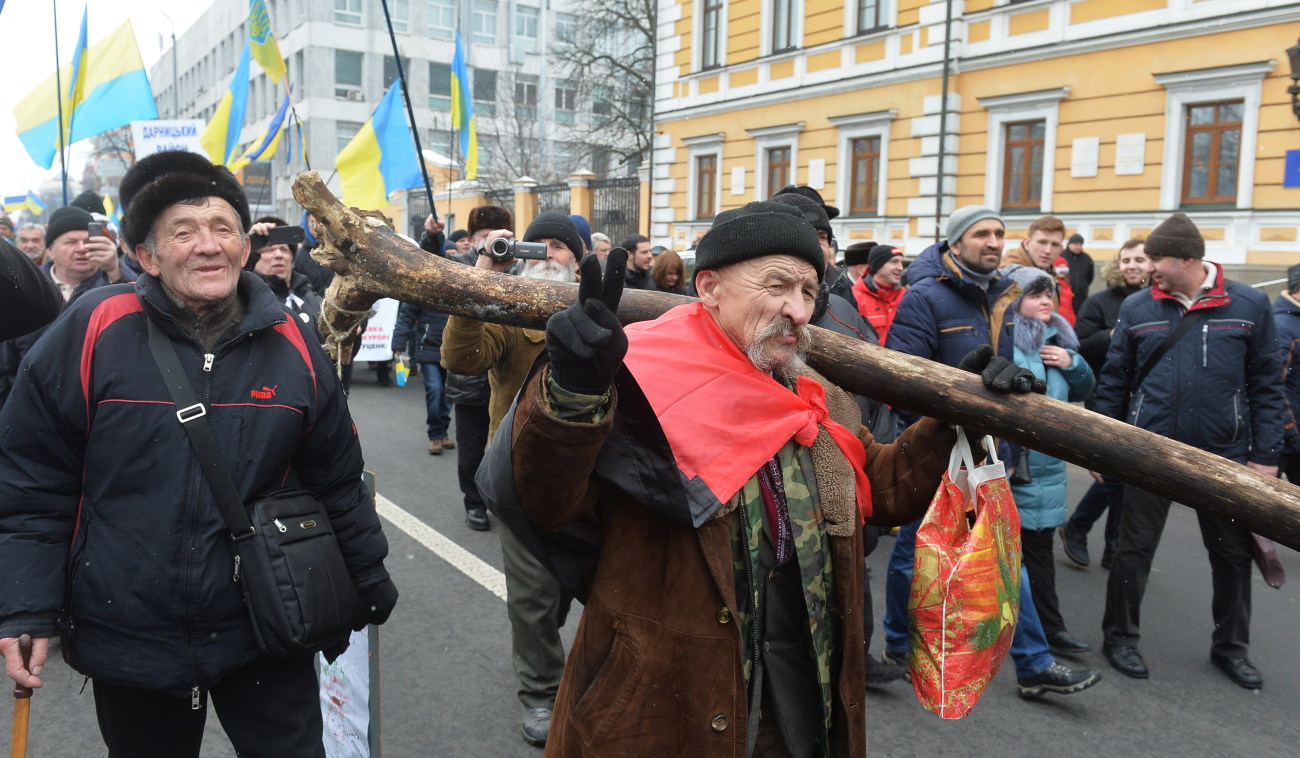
9, 634, 32, 758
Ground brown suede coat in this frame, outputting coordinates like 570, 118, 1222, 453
510, 364, 956, 758
441, 314, 547, 441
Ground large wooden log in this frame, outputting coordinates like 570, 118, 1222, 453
293, 171, 1300, 552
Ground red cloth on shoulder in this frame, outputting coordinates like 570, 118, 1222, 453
623, 302, 872, 521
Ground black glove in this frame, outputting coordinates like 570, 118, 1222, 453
958, 344, 1045, 394
355, 577, 399, 630
545, 248, 629, 395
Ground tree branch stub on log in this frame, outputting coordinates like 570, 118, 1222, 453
292, 170, 1300, 552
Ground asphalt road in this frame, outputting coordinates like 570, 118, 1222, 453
4, 373, 1298, 757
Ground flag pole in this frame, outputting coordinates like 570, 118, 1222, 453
378, 0, 438, 225
52, 0, 69, 205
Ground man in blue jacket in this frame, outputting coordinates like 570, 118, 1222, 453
1093, 213, 1283, 690
393, 299, 453, 456
885, 205, 1101, 698
0, 151, 397, 757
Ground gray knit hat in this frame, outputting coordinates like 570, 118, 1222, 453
1145, 213, 1204, 259
946, 205, 1002, 245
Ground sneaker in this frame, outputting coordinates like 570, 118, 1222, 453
441, 436, 456, 450
1059, 525, 1090, 568
866, 654, 907, 684
1017, 662, 1101, 698
465, 507, 491, 531
428, 439, 443, 456
881, 650, 909, 668
521, 706, 551, 747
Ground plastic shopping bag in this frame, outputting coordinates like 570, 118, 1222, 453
908, 430, 1021, 718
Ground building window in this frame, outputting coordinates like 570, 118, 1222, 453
334, 50, 363, 98
515, 74, 538, 119
1001, 120, 1045, 210
850, 136, 881, 214
593, 85, 613, 124
515, 6, 540, 53
472, 0, 497, 45
701, 0, 724, 69
429, 62, 451, 109
766, 146, 791, 195
857, 0, 881, 33
335, 0, 362, 25
772, 0, 796, 53
389, 0, 409, 32
554, 81, 577, 123
1181, 101, 1242, 206
696, 154, 718, 218
555, 12, 577, 43
474, 68, 497, 115
336, 120, 363, 155
383, 56, 410, 89
427, 0, 454, 39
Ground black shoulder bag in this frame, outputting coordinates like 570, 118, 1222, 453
146, 318, 361, 658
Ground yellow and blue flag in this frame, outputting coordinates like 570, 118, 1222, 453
103, 194, 120, 224
249, 0, 286, 83
450, 31, 478, 180
200, 43, 251, 167
13, 20, 158, 169
60, 6, 90, 150
229, 88, 291, 173
3, 192, 48, 216
335, 80, 424, 210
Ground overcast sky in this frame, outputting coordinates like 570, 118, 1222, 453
1, 0, 208, 201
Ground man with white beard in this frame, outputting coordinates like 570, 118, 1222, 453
441, 211, 585, 747
481, 201, 1042, 757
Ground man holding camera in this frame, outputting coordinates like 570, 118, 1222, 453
441, 211, 587, 746
0, 151, 397, 757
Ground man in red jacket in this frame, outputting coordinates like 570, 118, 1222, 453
852, 244, 905, 343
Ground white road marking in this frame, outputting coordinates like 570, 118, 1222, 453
375, 494, 507, 601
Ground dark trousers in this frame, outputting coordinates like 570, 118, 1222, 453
1102, 485, 1254, 657
93, 655, 323, 758
420, 362, 451, 440
1066, 475, 1124, 555
1280, 453, 1300, 485
1021, 527, 1066, 636
455, 403, 490, 512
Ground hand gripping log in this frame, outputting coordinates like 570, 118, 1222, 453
293, 170, 1300, 552
10, 635, 31, 758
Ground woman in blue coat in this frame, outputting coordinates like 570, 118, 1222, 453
1002, 265, 1096, 653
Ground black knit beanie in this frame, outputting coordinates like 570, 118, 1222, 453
770, 192, 832, 237
46, 206, 93, 245
71, 190, 107, 216
118, 150, 250, 251
867, 244, 903, 274
1145, 213, 1204, 259
524, 212, 584, 259
774, 184, 840, 220
694, 201, 825, 282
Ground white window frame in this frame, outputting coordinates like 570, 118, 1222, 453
685, 133, 725, 221
694, 0, 728, 71
843, 0, 891, 36
334, 0, 362, 25
472, 0, 498, 45
515, 5, 540, 53
978, 87, 1068, 213
427, 0, 454, 39
761, 0, 803, 57
748, 122, 804, 200
830, 109, 895, 217
389, 0, 409, 32
1154, 60, 1273, 211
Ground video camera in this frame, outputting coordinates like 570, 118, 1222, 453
484, 237, 548, 261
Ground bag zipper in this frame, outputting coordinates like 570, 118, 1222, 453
273, 518, 287, 533
1202, 324, 1208, 368
233, 554, 241, 582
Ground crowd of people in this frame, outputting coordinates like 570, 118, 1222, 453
0, 150, 1293, 757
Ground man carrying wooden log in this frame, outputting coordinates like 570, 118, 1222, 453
1093, 213, 1284, 690
481, 200, 1042, 757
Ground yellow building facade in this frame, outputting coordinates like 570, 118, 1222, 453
652, 0, 1300, 272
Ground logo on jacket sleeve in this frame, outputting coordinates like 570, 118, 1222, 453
250, 385, 279, 400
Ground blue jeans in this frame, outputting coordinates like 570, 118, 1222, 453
884, 520, 1055, 679
421, 362, 451, 440
1067, 475, 1124, 556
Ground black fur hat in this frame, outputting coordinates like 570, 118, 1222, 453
118, 150, 250, 251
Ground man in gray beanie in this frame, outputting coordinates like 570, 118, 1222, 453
477, 200, 1046, 755
1092, 212, 1283, 690
0, 150, 398, 756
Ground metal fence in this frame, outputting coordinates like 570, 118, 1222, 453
590, 177, 641, 244
406, 192, 431, 240
485, 188, 515, 216
534, 182, 571, 216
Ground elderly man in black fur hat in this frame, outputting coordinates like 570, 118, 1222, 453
0, 151, 397, 758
